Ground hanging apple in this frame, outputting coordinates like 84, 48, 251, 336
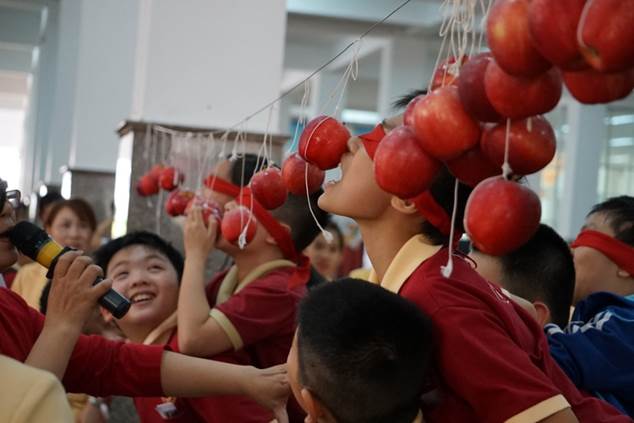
373, 126, 440, 199
185, 195, 224, 227
578, 0, 634, 73
563, 68, 633, 104
446, 147, 501, 187
136, 174, 160, 197
484, 60, 562, 119
409, 85, 481, 161
299, 115, 350, 170
250, 167, 288, 210
159, 167, 184, 191
487, 0, 551, 77
457, 52, 503, 122
165, 190, 195, 216
221, 206, 258, 247
281, 153, 325, 196
430, 55, 468, 91
464, 177, 541, 255
481, 116, 556, 176
528, 0, 588, 71
403, 94, 425, 127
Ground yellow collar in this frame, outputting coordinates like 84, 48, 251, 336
368, 235, 442, 294
143, 311, 177, 345
413, 410, 424, 423
215, 259, 296, 305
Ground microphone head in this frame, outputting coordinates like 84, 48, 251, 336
8, 221, 53, 261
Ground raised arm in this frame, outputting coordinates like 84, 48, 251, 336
177, 208, 233, 356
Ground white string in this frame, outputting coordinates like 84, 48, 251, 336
502, 117, 513, 179
304, 162, 333, 243
287, 81, 312, 155
441, 178, 460, 278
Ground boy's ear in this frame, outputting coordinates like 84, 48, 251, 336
100, 306, 116, 323
301, 388, 329, 423
390, 197, 418, 215
532, 301, 551, 326
265, 223, 291, 246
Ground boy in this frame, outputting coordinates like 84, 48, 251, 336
287, 278, 433, 423
178, 179, 329, 422
93, 231, 274, 422
547, 196, 634, 417
0, 178, 289, 421
316, 92, 630, 422
469, 223, 575, 327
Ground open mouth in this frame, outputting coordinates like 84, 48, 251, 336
129, 291, 157, 305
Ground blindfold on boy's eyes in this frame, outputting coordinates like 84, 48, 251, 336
358, 124, 386, 160
572, 230, 634, 276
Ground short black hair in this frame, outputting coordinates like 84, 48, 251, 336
297, 278, 433, 423
474, 224, 575, 327
393, 90, 472, 245
93, 231, 184, 280
271, 190, 330, 251
588, 196, 634, 247
229, 153, 271, 187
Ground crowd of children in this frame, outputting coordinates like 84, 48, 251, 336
1, 89, 634, 422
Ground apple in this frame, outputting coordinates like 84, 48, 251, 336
528, 0, 588, 71
250, 167, 288, 210
281, 153, 325, 196
578, 0, 634, 72
457, 53, 503, 122
299, 115, 350, 170
136, 174, 159, 197
373, 126, 441, 199
485, 60, 563, 119
481, 116, 556, 175
446, 147, 501, 187
487, 0, 551, 77
430, 55, 468, 91
464, 176, 541, 255
165, 190, 195, 216
159, 167, 184, 191
563, 67, 633, 104
148, 164, 165, 181
185, 195, 223, 226
221, 206, 258, 247
410, 86, 481, 161
404, 95, 424, 127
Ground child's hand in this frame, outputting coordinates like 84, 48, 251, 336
183, 207, 218, 260
244, 364, 290, 423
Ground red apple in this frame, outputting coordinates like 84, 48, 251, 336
136, 174, 159, 197
165, 190, 195, 216
281, 153, 325, 196
159, 167, 184, 191
185, 195, 223, 226
430, 56, 468, 91
250, 167, 288, 210
148, 164, 165, 181
485, 61, 562, 119
578, 0, 634, 72
563, 67, 633, 104
410, 86, 481, 161
373, 126, 441, 199
446, 147, 501, 187
464, 177, 541, 255
487, 0, 551, 77
457, 53, 503, 122
221, 206, 257, 247
528, 0, 588, 71
481, 116, 556, 175
299, 115, 350, 170
404, 95, 424, 127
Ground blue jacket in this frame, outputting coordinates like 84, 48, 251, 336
547, 292, 634, 417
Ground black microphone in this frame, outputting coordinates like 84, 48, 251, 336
9, 221, 130, 318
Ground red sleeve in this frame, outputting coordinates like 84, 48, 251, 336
433, 304, 567, 423
62, 336, 165, 397
215, 274, 299, 348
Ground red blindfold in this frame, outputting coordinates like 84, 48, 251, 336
572, 230, 634, 276
358, 124, 453, 237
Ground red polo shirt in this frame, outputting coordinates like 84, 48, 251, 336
0, 287, 164, 397
133, 329, 273, 423
370, 237, 629, 423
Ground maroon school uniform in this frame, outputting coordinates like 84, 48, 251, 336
0, 287, 164, 397
134, 329, 272, 423
206, 261, 306, 422
369, 236, 631, 423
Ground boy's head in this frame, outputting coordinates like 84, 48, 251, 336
204, 154, 270, 207
317, 89, 472, 245
573, 196, 634, 303
469, 224, 575, 327
93, 231, 184, 339
288, 279, 433, 423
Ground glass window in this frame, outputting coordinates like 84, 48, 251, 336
598, 106, 634, 200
